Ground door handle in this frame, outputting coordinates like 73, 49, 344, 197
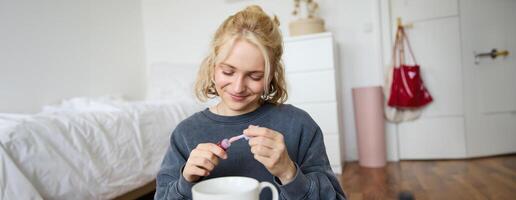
474, 49, 510, 64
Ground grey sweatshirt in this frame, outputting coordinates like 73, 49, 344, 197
155, 103, 347, 200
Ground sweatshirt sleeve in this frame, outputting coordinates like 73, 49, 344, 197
154, 129, 194, 200
274, 126, 347, 200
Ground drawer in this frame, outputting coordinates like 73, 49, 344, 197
286, 70, 336, 103
291, 102, 339, 134
283, 33, 334, 72
323, 133, 342, 167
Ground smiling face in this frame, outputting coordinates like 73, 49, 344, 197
213, 39, 266, 116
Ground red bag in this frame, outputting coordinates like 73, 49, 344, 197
387, 26, 433, 108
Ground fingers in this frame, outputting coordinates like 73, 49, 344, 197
253, 154, 273, 168
248, 135, 276, 149
243, 125, 296, 179
250, 144, 275, 157
253, 154, 283, 170
189, 143, 226, 169
190, 149, 218, 169
243, 125, 281, 140
197, 143, 228, 159
184, 163, 210, 177
183, 156, 211, 182
183, 143, 227, 182
251, 142, 296, 181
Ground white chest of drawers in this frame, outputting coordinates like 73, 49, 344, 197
283, 32, 344, 173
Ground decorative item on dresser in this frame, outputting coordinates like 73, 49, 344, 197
282, 32, 344, 173
289, 0, 326, 36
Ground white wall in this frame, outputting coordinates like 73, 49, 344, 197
0, 0, 146, 113
0, 0, 386, 160
142, 0, 384, 161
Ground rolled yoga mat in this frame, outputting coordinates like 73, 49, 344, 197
352, 86, 386, 168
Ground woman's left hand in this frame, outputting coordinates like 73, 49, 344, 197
244, 125, 297, 184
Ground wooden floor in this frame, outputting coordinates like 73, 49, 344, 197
339, 154, 516, 200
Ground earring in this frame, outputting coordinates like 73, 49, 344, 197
261, 92, 270, 100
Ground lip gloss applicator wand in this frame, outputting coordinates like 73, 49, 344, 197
216, 134, 249, 151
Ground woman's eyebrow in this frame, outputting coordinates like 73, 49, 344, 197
220, 63, 236, 69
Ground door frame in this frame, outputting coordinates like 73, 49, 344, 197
375, 0, 402, 161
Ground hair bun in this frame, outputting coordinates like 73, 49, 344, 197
244, 5, 265, 13
272, 15, 280, 26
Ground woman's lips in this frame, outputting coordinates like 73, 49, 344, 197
228, 93, 247, 102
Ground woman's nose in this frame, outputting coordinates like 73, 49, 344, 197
232, 75, 246, 93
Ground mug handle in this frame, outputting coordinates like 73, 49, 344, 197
259, 182, 278, 200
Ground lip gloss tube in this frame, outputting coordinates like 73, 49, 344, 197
216, 139, 231, 151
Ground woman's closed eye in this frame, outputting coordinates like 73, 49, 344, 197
222, 71, 262, 81
222, 71, 234, 76
249, 74, 263, 81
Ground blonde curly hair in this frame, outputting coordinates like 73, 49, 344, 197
194, 5, 287, 105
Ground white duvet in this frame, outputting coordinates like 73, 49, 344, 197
0, 98, 203, 200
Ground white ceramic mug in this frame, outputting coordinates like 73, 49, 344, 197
192, 176, 278, 200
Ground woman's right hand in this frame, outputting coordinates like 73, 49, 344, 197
182, 143, 228, 183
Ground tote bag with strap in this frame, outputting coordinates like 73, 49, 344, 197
387, 26, 433, 108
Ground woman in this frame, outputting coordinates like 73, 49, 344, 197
155, 5, 346, 200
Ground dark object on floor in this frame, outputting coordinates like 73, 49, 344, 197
399, 191, 414, 200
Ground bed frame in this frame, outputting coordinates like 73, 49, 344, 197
113, 180, 156, 200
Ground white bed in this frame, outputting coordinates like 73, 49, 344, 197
0, 97, 204, 200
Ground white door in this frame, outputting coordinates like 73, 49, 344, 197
388, 0, 467, 159
460, 0, 516, 157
